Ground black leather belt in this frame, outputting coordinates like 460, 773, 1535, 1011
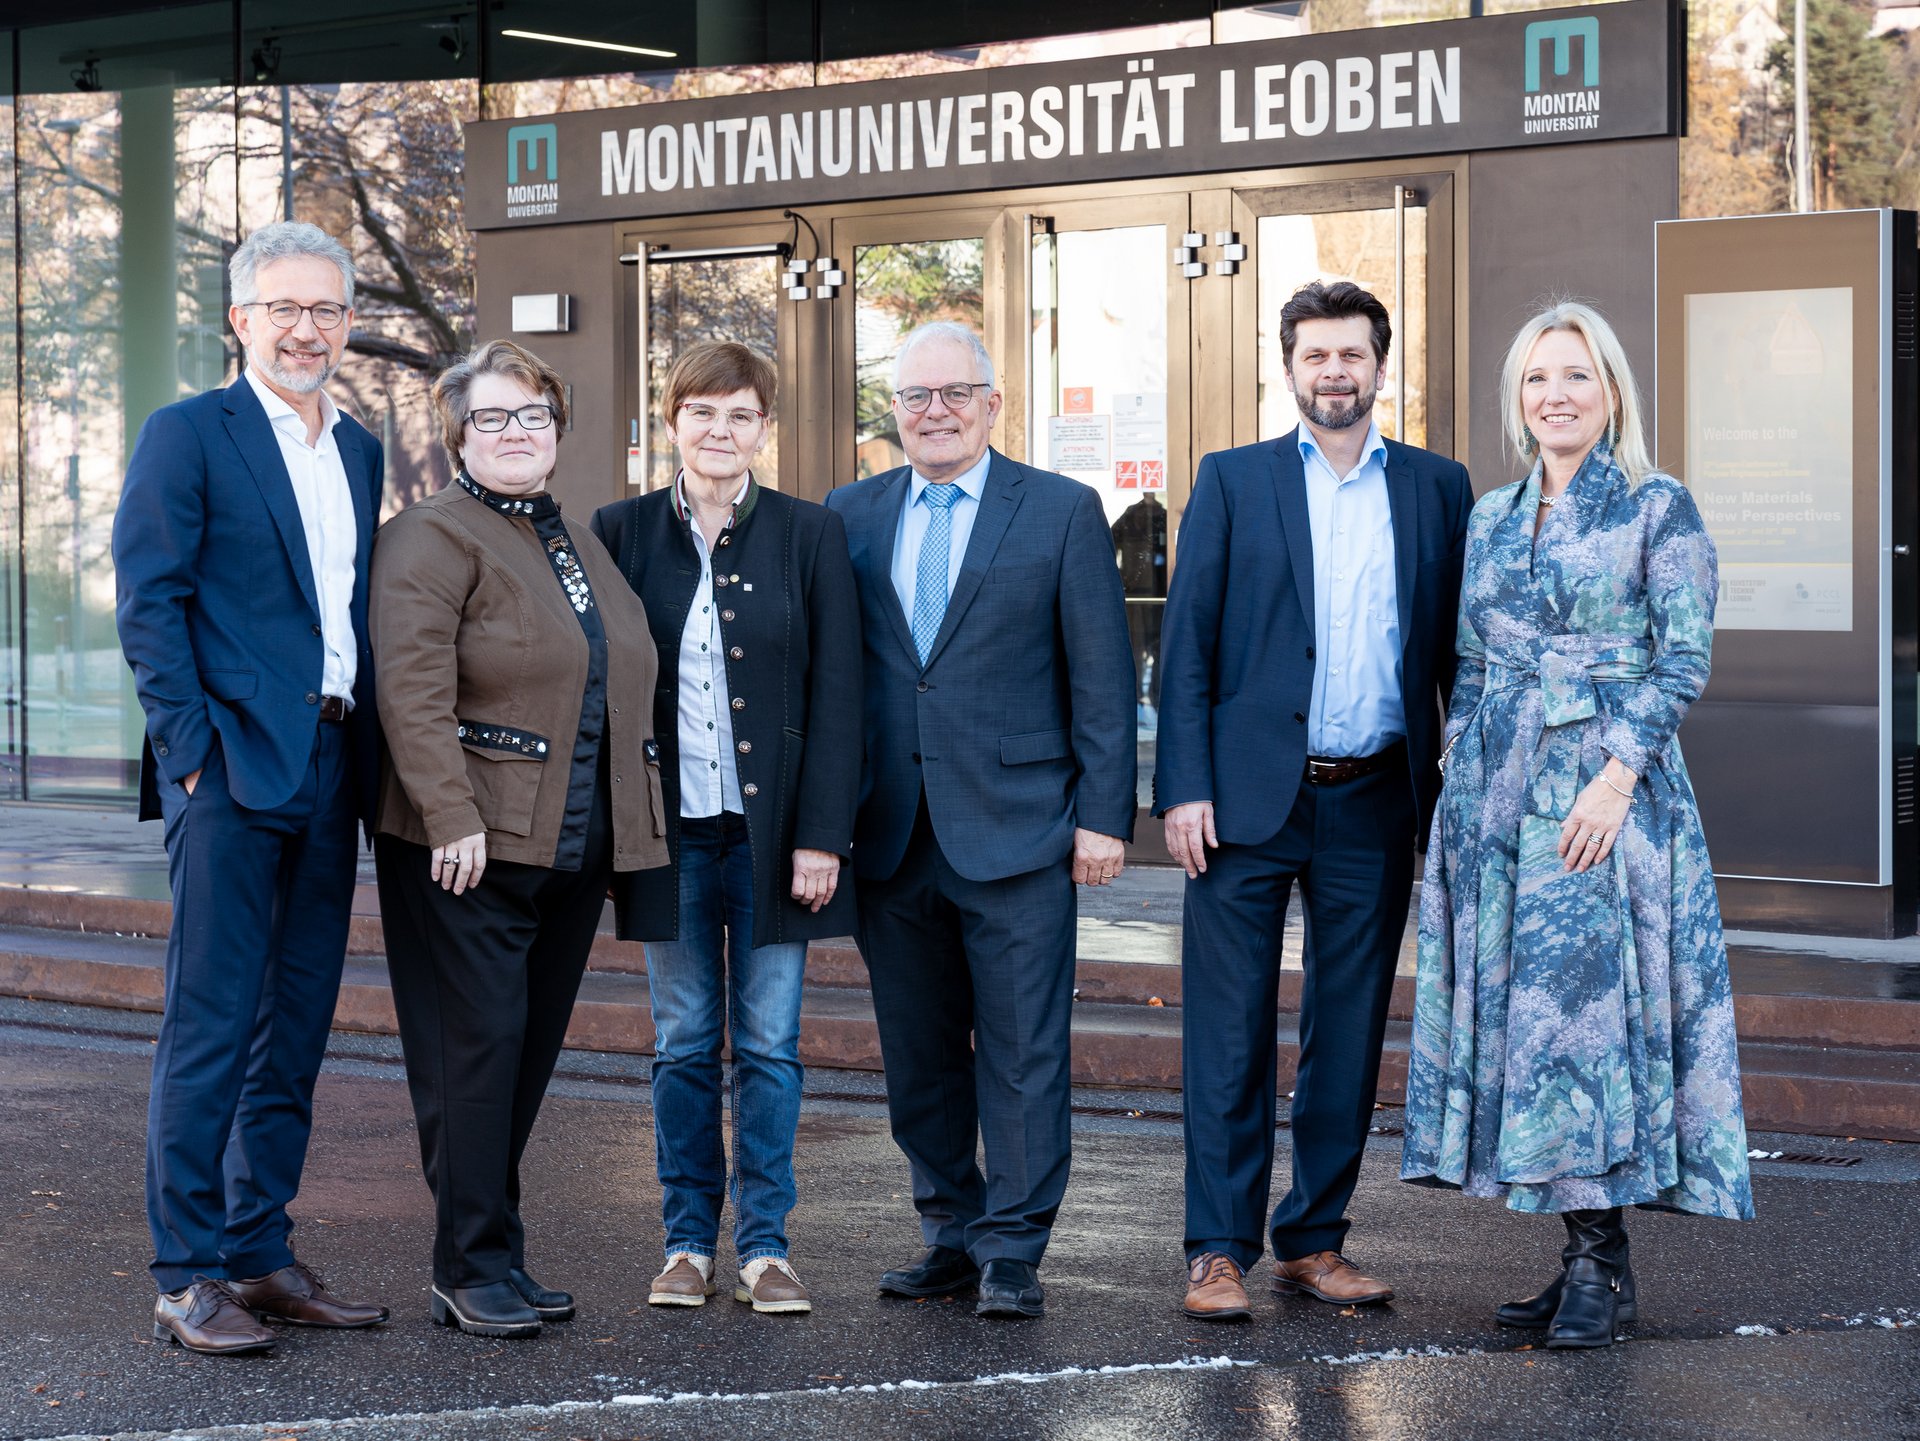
317, 695, 348, 723
1304, 740, 1404, 786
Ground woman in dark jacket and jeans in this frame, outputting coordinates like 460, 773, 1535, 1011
591, 341, 861, 1316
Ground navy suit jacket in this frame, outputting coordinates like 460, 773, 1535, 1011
1153, 429, 1472, 847
113, 376, 384, 826
825, 449, 1136, 884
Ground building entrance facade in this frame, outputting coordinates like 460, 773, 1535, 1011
611, 162, 1454, 848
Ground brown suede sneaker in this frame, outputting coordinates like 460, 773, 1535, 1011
648, 1253, 717, 1307
1271, 1251, 1394, 1305
230, 1261, 389, 1328
735, 1257, 812, 1314
153, 1278, 277, 1355
1182, 1252, 1251, 1322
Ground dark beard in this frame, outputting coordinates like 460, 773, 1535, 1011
1299, 384, 1376, 431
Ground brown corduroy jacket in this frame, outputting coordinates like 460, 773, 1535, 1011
370, 483, 669, 873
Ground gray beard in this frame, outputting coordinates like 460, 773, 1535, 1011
1300, 386, 1376, 431
262, 348, 334, 394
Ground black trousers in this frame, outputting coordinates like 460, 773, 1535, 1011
375, 801, 610, 1288
855, 797, 1077, 1267
1181, 762, 1415, 1270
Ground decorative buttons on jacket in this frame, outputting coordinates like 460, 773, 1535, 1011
721, 609, 735, 622
743, 783, 758, 796
729, 646, 744, 660
731, 697, 745, 711
737, 740, 751, 754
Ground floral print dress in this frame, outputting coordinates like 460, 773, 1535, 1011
1399, 442, 1755, 1219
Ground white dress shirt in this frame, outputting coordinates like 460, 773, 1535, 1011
889, 448, 993, 621
1299, 421, 1403, 757
674, 472, 750, 818
244, 367, 357, 704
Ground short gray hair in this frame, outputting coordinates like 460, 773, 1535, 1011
893, 321, 995, 390
230, 221, 355, 309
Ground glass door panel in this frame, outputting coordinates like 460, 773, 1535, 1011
852, 238, 985, 478
1026, 195, 1191, 819
1254, 203, 1427, 446
642, 254, 783, 492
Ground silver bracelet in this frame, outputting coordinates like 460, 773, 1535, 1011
1600, 770, 1635, 799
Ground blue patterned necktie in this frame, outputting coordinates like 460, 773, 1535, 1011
911, 482, 963, 665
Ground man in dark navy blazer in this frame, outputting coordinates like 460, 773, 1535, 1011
113, 222, 389, 1353
1156, 282, 1473, 1322
825, 322, 1135, 1320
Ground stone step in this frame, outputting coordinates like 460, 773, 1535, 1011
2, 920, 1914, 1142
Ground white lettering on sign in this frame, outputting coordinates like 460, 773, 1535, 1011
594, 47, 1463, 202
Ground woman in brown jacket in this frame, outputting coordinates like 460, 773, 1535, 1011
371, 340, 668, 1339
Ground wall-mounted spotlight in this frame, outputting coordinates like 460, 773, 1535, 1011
250, 38, 282, 83
70, 58, 102, 93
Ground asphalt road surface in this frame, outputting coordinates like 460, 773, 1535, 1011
1, 996, 1915, 1441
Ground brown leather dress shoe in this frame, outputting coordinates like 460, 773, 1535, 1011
1183, 1252, 1251, 1322
1271, 1251, 1394, 1305
153, 1278, 277, 1355
229, 1261, 390, 1328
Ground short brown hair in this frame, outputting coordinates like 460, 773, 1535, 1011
662, 340, 776, 428
1279, 280, 1392, 367
432, 339, 570, 472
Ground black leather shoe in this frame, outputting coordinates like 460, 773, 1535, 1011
1497, 1235, 1636, 1328
880, 1245, 979, 1298
1544, 1209, 1630, 1349
430, 1282, 541, 1338
508, 1267, 575, 1321
974, 1259, 1043, 1319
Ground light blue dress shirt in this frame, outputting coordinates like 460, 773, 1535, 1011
1299, 422, 1403, 757
890, 449, 993, 622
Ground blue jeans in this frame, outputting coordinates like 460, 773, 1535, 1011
644, 812, 807, 1264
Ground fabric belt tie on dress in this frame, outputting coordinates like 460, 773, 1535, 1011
1304, 739, 1406, 786
1484, 643, 1651, 726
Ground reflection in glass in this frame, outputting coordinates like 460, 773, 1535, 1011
18, 9, 235, 801
646, 256, 781, 491
240, 4, 483, 516
852, 238, 983, 477
1257, 207, 1426, 448
0, 40, 16, 799
1030, 224, 1168, 807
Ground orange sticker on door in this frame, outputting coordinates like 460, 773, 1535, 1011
1062, 387, 1094, 414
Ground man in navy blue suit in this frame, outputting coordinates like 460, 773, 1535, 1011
113, 221, 390, 1353
1157, 282, 1473, 1322
825, 322, 1134, 1320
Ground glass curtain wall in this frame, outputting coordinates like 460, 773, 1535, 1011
14, 8, 235, 802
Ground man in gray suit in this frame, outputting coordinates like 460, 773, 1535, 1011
825, 322, 1135, 1319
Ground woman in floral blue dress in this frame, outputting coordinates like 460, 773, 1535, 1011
1400, 301, 1754, 1350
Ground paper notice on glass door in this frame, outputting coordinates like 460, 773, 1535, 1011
1113, 392, 1167, 490
1049, 414, 1111, 474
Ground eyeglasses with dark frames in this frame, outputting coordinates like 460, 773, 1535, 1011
465, 404, 558, 432
241, 300, 348, 331
894, 382, 991, 413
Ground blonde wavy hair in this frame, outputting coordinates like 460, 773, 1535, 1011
1498, 299, 1652, 487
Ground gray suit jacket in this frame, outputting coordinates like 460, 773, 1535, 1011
825, 449, 1136, 883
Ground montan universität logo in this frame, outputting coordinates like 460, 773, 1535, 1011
1522, 15, 1599, 135
506, 122, 559, 219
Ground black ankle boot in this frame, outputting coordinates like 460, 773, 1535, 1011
1544, 1208, 1631, 1349
1496, 1212, 1637, 1328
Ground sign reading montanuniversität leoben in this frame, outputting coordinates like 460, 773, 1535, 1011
463, 0, 1676, 229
